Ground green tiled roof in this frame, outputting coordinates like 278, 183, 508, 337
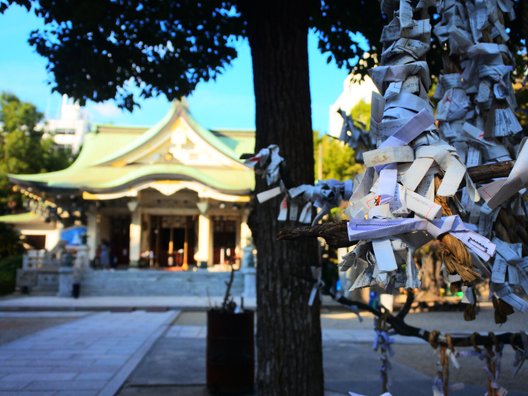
0, 212, 42, 224
12, 164, 253, 193
9, 102, 256, 196
212, 130, 255, 158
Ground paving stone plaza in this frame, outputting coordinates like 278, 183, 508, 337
0, 297, 527, 395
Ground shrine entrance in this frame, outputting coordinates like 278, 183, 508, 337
149, 215, 196, 268
212, 217, 237, 265
109, 215, 131, 266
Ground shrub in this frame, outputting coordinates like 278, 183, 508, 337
0, 255, 22, 295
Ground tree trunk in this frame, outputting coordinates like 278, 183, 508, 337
242, 1, 324, 395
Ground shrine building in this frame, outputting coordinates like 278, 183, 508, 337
7, 101, 255, 269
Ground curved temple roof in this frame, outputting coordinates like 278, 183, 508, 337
9, 102, 255, 199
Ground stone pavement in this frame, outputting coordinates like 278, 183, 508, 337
0, 296, 257, 311
0, 310, 178, 396
0, 297, 527, 396
118, 313, 528, 396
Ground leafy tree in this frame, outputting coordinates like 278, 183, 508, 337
0, 93, 74, 288
314, 133, 362, 182
0, 92, 73, 213
0, 92, 42, 133
39, 137, 73, 173
350, 99, 371, 129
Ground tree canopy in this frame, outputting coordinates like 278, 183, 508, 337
0, 93, 73, 258
1, 1, 524, 112
0, 0, 384, 111
315, 133, 363, 182
0, 92, 73, 213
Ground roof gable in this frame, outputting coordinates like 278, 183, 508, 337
97, 102, 246, 170
9, 102, 255, 196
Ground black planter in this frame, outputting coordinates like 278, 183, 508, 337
206, 309, 254, 394
72, 283, 80, 299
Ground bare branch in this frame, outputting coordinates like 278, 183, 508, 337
395, 289, 414, 321
277, 221, 352, 247
330, 291, 524, 349
467, 161, 514, 183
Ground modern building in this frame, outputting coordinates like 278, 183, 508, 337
328, 74, 377, 137
44, 95, 91, 153
7, 101, 255, 269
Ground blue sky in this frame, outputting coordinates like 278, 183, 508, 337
0, 6, 356, 133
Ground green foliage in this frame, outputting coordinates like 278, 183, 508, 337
39, 138, 73, 173
349, 99, 371, 129
0, 254, 22, 295
515, 79, 528, 128
313, 99, 370, 182
0, 0, 383, 110
0, 223, 23, 259
0, 92, 42, 134
0, 93, 73, 265
0, 92, 74, 214
314, 133, 362, 182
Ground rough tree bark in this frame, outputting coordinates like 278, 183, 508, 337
242, 1, 324, 395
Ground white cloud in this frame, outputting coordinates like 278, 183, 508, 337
89, 102, 122, 119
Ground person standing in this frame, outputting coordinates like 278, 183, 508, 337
99, 240, 111, 269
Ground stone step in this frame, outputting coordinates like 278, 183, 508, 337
79, 270, 244, 297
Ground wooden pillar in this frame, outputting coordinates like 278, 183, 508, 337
86, 207, 98, 261
194, 213, 212, 268
182, 217, 190, 270
129, 207, 141, 267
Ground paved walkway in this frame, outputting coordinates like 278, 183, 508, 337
0, 310, 178, 396
0, 297, 527, 395
0, 296, 257, 311
122, 321, 528, 396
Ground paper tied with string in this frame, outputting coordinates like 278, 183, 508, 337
289, 179, 353, 225
479, 138, 528, 210
339, 236, 420, 291
513, 331, 528, 376
308, 266, 324, 306
432, 0, 526, 216
346, 214, 495, 261
244, 145, 355, 225
338, 0, 526, 295
460, 338, 507, 395
431, 333, 464, 396
338, 108, 374, 162
373, 328, 395, 387
483, 343, 506, 396
243, 144, 286, 203
434, 0, 520, 142
340, 0, 456, 291
489, 238, 528, 312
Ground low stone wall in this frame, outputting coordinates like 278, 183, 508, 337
79, 269, 244, 297
17, 267, 59, 293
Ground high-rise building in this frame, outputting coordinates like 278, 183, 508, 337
45, 95, 90, 153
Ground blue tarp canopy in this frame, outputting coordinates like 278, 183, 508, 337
60, 226, 87, 245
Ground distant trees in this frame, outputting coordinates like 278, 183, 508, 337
0, 92, 73, 214
314, 133, 362, 182
0, 92, 73, 259
350, 99, 370, 129
314, 99, 371, 183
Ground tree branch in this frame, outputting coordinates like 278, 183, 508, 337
277, 221, 352, 247
276, 161, 516, 246
396, 289, 414, 321
467, 161, 514, 183
330, 291, 524, 350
